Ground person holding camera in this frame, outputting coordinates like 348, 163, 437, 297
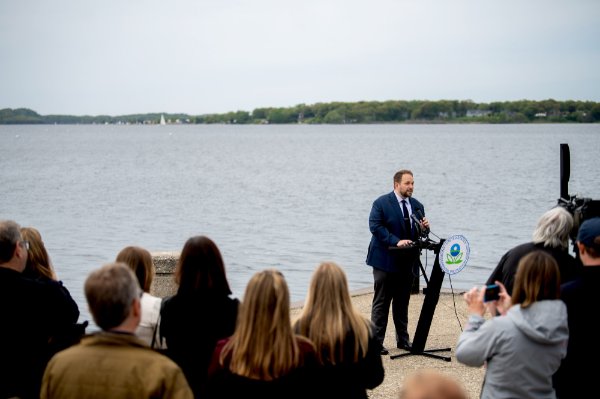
553, 217, 600, 398
366, 169, 430, 355
456, 251, 568, 399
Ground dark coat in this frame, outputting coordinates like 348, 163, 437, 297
553, 267, 600, 398
486, 242, 581, 294
366, 191, 425, 273
314, 331, 384, 399
160, 293, 239, 398
206, 338, 323, 399
0, 268, 80, 399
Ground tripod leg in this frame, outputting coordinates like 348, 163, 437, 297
420, 351, 452, 362
389, 352, 412, 360
423, 347, 451, 353
419, 261, 429, 285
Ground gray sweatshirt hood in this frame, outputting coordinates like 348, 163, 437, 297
507, 300, 568, 344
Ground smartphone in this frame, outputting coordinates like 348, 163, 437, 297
484, 284, 500, 302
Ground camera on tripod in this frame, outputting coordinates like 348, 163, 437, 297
557, 143, 600, 253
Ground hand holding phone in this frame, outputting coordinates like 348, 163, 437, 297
484, 284, 500, 302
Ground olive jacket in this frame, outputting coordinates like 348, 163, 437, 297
41, 331, 193, 399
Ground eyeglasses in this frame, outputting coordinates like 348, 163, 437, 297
20, 240, 30, 250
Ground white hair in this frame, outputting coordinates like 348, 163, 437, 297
532, 207, 573, 249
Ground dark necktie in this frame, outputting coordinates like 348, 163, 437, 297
401, 199, 412, 237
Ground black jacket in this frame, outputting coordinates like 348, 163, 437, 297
0, 268, 80, 399
160, 292, 239, 398
486, 242, 581, 294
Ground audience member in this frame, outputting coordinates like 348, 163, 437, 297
553, 217, 600, 398
160, 236, 239, 398
21, 226, 58, 280
487, 206, 580, 294
456, 251, 568, 399
21, 226, 88, 352
293, 261, 384, 399
0, 220, 80, 399
206, 269, 322, 399
41, 262, 193, 399
116, 245, 164, 347
398, 369, 468, 399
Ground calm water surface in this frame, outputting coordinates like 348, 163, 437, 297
1, 123, 599, 326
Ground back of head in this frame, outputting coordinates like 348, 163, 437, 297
532, 207, 573, 249
399, 369, 467, 399
511, 250, 561, 308
176, 235, 231, 296
85, 262, 141, 330
21, 227, 56, 280
577, 217, 600, 258
299, 261, 369, 364
304, 261, 352, 318
226, 269, 297, 380
116, 246, 154, 292
0, 220, 21, 264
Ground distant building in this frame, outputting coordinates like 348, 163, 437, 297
466, 109, 492, 117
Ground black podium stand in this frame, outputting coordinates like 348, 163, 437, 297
389, 239, 452, 362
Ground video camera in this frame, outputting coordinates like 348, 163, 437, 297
557, 143, 600, 251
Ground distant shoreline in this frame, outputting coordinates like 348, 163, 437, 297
2, 98, 599, 124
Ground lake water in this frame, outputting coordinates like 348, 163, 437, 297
1, 123, 599, 326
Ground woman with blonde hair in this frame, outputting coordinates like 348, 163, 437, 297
21, 226, 57, 281
293, 261, 384, 399
207, 269, 321, 399
116, 246, 163, 347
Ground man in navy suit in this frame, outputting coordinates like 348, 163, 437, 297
366, 170, 429, 355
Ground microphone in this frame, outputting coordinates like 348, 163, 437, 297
411, 210, 430, 237
410, 213, 424, 237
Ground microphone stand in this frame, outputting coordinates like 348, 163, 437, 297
388, 235, 452, 362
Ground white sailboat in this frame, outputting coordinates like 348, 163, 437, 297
160, 114, 166, 125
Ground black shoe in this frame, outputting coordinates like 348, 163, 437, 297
380, 347, 389, 355
397, 341, 412, 350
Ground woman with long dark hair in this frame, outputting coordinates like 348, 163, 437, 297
160, 236, 239, 398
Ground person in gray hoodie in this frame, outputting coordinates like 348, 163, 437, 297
456, 250, 568, 399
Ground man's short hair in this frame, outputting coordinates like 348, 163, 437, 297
393, 170, 413, 184
84, 262, 141, 330
0, 220, 22, 263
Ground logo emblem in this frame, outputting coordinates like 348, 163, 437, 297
439, 235, 470, 275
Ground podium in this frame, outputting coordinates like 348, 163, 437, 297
389, 239, 452, 362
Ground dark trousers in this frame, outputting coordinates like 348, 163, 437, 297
370, 267, 415, 347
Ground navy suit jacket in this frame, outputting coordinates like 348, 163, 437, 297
366, 191, 424, 273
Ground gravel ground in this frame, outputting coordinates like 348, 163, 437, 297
291, 288, 485, 399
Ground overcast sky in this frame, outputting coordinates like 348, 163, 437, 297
1, 0, 599, 116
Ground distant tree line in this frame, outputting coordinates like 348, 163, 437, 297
2, 99, 600, 125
